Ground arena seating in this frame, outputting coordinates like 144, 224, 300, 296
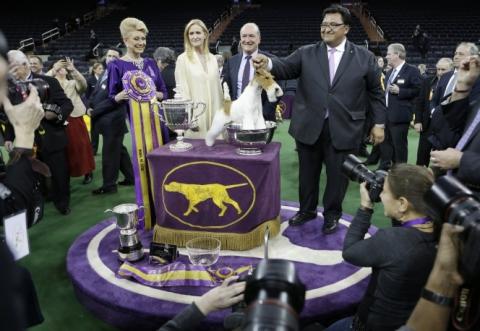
365, 0, 480, 68
219, 3, 369, 57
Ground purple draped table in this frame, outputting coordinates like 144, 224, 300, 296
67, 203, 376, 330
147, 139, 282, 250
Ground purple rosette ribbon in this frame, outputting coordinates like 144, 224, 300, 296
122, 70, 157, 102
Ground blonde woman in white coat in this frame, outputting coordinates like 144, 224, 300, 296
175, 19, 223, 139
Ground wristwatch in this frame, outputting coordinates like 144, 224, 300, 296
421, 288, 454, 307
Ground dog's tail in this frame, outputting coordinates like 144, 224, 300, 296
225, 183, 249, 189
223, 82, 231, 102
222, 82, 232, 115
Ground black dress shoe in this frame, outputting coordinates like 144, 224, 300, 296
288, 211, 317, 226
118, 179, 134, 186
83, 173, 93, 184
92, 186, 118, 195
57, 206, 71, 215
322, 218, 339, 234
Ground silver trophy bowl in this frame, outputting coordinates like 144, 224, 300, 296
159, 97, 206, 152
225, 121, 277, 155
105, 203, 144, 262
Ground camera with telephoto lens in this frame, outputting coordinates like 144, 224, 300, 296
224, 259, 306, 331
7, 76, 50, 105
5, 76, 64, 124
424, 176, 480, 283
342, 154, 388, 202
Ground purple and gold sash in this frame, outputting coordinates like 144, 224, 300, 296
117, 261, 217, 287
122, 70, 165, 230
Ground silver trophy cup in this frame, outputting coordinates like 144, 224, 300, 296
105, 203, 144, 262
157, 88, 206, 152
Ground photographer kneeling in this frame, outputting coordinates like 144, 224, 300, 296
326, 164, 438, 331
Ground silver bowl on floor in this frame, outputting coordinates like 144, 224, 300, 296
225, 121, 276, 155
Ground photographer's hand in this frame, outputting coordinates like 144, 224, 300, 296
4, 140, 14, 152
429, 223, 464, 289
195, 276, 246, 316
405, 223, 464, 331
359, 182, 374, 210
451, 55, 480, 102
2, 84, 43, 149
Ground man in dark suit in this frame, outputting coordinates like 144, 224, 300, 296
428, 42, 480, 153
379, 43, 422, 167
85, 62, 105, 155
254, 5, 386, 234
430, 55, 480, 192
87, 47, 134, 195
7, 50, 73, 215
414, 57, 453, 166
222, 22, 278, 122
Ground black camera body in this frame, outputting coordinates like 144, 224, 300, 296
342, 154, 388, 202
225, 259, 306, 331
7, 77, 50, 105
148, 242, 179, 265
424, 176, 480, 283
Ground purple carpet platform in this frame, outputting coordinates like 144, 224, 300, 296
67, 202, 376, 330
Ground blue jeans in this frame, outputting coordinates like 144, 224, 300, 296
324, 316, 354, 331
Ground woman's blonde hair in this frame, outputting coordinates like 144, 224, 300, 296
119, 17, 148, 39
183, 19, 210, 61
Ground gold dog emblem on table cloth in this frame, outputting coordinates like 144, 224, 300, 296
154, 161, 280, 250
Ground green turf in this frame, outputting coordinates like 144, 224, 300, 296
20, 121, 420, 330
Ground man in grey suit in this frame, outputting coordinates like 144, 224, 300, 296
254, 4, 386, 234
222, 22, 278, 121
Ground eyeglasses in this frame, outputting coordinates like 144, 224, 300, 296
320, 23, 345, 30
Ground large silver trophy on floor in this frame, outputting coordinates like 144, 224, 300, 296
105, 203, 144, 262
159, 86, 206, 152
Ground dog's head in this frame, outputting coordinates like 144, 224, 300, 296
164, 181, 181, 192
253, 68, 283, 102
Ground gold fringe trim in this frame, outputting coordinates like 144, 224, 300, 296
153, 217, 281, 251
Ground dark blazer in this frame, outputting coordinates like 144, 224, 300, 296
414, 74, 437, 129
85, 74, 99, 100
442, 97, 480, 191
161, 64, 176, 99
88, 71, 128, 136
430, 71, 453, 110
271, 40, 386, 149
222, 50, 278, 121
429, 72, 480, 150
30, 73, 73, 153
429, 71, 456, 149
385, 63, 422, 124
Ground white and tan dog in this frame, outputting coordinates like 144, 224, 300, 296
205, 68, 283, 146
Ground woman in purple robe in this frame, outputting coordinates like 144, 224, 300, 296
108, 17, 169, 229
